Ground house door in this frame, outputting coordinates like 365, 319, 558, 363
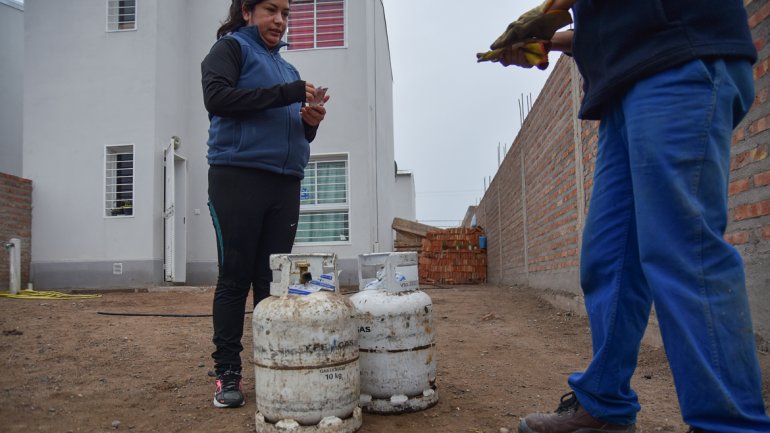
164, 139, 188, 283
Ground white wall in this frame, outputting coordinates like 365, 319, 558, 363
282, 0, 397, 283
24, 0, 162, 287
394, 171, 416, 221
154, 0, 196, 263
0, 1, 24, 177
176, 0, 228, 284
372, 0, 396, 251
284, 0, 376, 261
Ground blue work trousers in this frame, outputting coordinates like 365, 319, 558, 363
568, 58, 770, 432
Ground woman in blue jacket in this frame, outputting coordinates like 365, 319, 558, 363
201, 0, 329, 409
495, 1, 770, 432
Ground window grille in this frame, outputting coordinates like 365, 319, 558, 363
105, 144, 134, 217
296, 157, 350, 243
107, 0, 136, 32
287, 0, 345, 50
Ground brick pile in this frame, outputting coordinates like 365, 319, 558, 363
419, 227, 487, 285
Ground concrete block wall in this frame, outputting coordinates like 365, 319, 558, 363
0, 172, 32, 291
476, 0, 770, 340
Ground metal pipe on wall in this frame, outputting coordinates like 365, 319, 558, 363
4, 238, 21, 294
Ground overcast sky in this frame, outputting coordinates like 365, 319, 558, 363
381, 0, 560, 227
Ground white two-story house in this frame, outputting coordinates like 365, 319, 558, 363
21, 0, 414, 288
0, 0, 23, 177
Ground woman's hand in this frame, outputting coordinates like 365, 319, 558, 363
301, 99, 329, 126
302, 82, 330, 126
305, 82, 317, 105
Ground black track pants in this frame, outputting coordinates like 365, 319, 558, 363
207, 165, 300, 372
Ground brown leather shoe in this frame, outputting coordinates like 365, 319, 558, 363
518, 392, 636, 433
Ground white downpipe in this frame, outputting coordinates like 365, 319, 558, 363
4, 238, 21, 294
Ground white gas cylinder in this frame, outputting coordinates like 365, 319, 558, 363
350, 252, 438, 414
253, 254, 362, 433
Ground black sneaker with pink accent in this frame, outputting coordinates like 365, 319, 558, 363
213, 369, 245, 408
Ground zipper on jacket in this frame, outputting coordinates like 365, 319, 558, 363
270, 51, 293, 174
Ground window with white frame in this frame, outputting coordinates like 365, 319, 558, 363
296, 156, 349, 243
286, 0, 345, 50
106, 0, 136, 32
105, 144, 134, 217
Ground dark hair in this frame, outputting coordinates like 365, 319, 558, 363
217, 0, 291, 39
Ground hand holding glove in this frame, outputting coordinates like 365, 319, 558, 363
489, 0, 572, 50
476, 41, 551, 70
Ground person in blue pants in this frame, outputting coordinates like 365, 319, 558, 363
492, 0, 770, 432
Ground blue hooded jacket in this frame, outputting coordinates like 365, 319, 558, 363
206, 26, 309, 178
572, 0, 757, 120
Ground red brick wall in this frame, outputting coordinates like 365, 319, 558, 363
479, 55, 586, 289
477, 0, 770, 334
729, 0, 770, 242
0, 172, 32, 290
520, 62, 580, 276
727, 0, 770, 336
498, 142, 525, 280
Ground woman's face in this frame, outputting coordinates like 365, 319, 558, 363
243, 0, 290, 48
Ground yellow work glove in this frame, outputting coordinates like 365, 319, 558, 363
476, 41, 551, 70
489, 0, 572, 50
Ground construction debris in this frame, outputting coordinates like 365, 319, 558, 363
392, 218, 487, 285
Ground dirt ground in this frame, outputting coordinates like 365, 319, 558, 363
0, 284, 767, 433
